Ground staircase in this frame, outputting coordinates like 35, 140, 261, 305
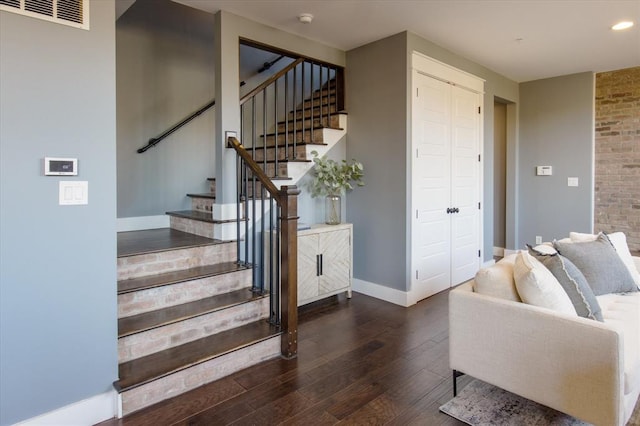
115, 71, 346, 416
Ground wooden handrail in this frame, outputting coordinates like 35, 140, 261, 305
240, 58, 305, 106
228, 134, 299, 359
227, 136, 281, 199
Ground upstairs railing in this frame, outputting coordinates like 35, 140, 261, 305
239, 57, 344, 173
230, 56, 344, 359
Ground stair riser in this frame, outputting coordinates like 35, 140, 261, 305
120, 335, 280, 416
275, 114, 341, 133
118, 297, 270, 363
291, 104, 339, 120
252, 145, 308, 162
299, 94, 336, 110
191, 197, 214, 213
118, 269, 252, 318
170, 216, 219, 239
252, 162, 289, 179
263, 129, 325, 146
118, 242, 236, 281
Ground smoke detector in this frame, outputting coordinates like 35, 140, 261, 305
298, 13, 314, 24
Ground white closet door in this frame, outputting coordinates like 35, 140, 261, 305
450, 86, 481, 284
412, 71, 452, 300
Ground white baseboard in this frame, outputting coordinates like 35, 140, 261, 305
117, 215, 169, 232
14, 389, 118, 426
353, 278, 411, 307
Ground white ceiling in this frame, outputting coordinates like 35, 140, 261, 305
121, 0, 640, 83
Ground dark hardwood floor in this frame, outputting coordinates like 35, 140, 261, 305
99, 289, 469, 426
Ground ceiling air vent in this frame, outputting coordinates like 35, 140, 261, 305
0, 0, 89, 30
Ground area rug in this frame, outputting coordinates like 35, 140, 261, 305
439, 379, 590, 425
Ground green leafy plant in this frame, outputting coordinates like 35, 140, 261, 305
309, 151, 364, 197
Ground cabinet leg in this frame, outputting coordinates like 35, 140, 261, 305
347, 289, 352, 298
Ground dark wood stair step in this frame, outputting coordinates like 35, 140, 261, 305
117, 228, 221, 258
166, 210, 246, 224
290, 106, 345, 120
261, 125, 343, 139
186, 192, 216, 200
115, 320, 280, 392
118, 261, 249, 295
118, 289, 266, 338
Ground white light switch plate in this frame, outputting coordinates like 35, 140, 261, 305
59, 181, 88, 205
567, 177, 579, 187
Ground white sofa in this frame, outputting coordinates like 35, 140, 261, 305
449, 254, 640, 426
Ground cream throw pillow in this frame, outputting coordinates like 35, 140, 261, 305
569, 231, 640, 288
514, 251, 577, 315
474, 256, 521, 302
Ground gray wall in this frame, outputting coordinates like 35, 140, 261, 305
0, 2, 117, 424
494, 101, 507, 248
117, 0, 216, 218
518, 72, 595, 247
346, 32, 409, 291
346, 31, 519, 293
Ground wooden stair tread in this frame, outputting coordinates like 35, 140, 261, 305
118, 261, 249, 295
258, 159, 311, 164
260, 126, 343, 138
250, 141, 327, 151
117, 228, 220, 258
118, 289, 266, 337
166, 210, 246, 224
186, 193, 216, 199
116, 320, 280, 392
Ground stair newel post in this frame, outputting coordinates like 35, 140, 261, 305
279, 185, 299, 359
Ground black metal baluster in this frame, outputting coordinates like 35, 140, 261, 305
293, 64, 298, 157
310, 62, 315, 142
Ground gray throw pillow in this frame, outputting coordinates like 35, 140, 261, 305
554, 234, 638, 295
528, 245, 603, 321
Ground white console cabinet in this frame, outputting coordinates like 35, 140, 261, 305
297, 223, 352, 306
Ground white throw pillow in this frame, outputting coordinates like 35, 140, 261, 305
513, 251, 577, 315
474, 261, 521, 302
569, 231, 640, 287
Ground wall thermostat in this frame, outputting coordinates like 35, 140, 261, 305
44, 157, 78, 176
536, 165, 552, 176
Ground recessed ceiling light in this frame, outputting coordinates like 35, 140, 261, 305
612, 21, 634, 31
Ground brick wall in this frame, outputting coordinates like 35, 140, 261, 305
595, 66, 640, 254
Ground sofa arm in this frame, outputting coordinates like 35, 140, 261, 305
633, 256, 640, 274
450, 282, 625, 426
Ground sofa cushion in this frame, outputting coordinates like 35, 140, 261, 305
570, 231, 640, 288
513, 251, 577, 315
529, 246, 603, 321
597, 292, 640, 395
555, 234, 638, 296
